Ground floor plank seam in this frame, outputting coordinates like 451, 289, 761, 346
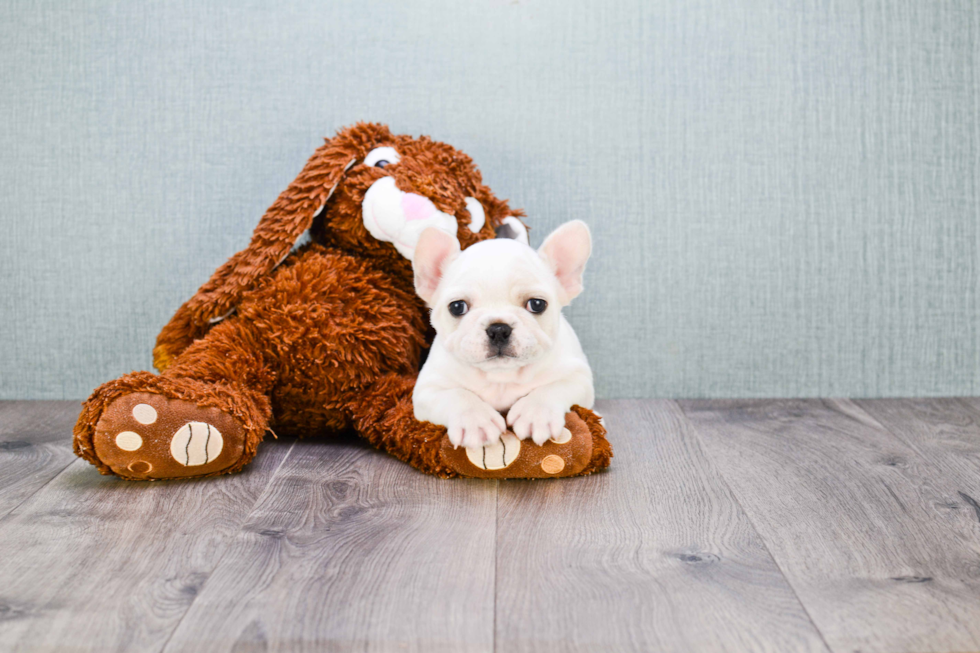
492, 479, 499, 653
156, 439, 297, 653
671, 400, 836, 653
845, 400, 934, 466
8, 400, 979, 651
0, 456, 80, 524
850, 398, 980, 526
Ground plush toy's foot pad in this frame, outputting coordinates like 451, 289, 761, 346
440, 411, 594, 479
93, 392, 248, 480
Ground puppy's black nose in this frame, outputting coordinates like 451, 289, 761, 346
486, 323, 512, 345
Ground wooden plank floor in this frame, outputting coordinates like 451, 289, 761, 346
0, 399, 978, 652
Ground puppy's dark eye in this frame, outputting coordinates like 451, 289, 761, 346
374, 160, 390, 169
448, 300, 469, 317
526, 298, 548, 314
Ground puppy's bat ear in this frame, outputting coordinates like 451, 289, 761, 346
413, 227, 461, 305
153, 123, 390, 371
538, 220, 592, 304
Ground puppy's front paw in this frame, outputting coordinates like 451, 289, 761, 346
447, 400, 507, 449
507, 396, 568, 445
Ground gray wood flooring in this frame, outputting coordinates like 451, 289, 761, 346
0, 399, 978, 652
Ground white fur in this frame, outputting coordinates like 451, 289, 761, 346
361, 176, 459, 260
464, 197, 485, 233
363, 146, 400, 167
412, 221, 594, 448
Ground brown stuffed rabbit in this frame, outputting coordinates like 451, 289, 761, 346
73, 123, 612, 480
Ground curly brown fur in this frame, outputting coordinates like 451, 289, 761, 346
74, 122, 610, 480
152, 124, 516, 371
74, 371, 270, 479
571, 404, 614, 475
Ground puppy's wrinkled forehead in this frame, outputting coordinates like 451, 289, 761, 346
440, 239, 554, 300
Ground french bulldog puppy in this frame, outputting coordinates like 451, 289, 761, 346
412, 221, 595, 449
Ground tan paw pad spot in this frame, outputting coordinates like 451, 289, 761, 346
115, 431, 143, 451
541, 455, 565, 475
170, 422, 223, 466
466, 433, 521, 470
128, 461, 152, 474
549, 428, 573, 444
132, 403, 157, 425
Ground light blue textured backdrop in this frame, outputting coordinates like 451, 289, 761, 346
1, 0, 978, 400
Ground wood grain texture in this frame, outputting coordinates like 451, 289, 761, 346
856, 398, 980, 506
494, 399, 829, 653
0, 401, 80, 520
163, 438, 497, 653
680, 399, 980, 653
0, 434, 293, 653
5, 399, 980, 652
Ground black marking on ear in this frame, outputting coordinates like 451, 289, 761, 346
495, 217, 529, 245
495, 223, 520, 240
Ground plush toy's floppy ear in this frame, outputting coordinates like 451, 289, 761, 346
538, 220, 592, 304
153, 126, 380, 371
413, 227, 461, 305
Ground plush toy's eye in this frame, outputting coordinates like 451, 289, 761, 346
364, 146, 400, 169
526, 298, 548, 314
448, 300, 469, 317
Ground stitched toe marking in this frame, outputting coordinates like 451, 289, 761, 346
465, 433, 521, 470
170, 422, 224, 466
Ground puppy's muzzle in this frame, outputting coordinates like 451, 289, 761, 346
486, 323, 512, 347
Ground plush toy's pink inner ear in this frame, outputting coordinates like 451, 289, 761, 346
413, 228, 460, 304
538, 220, 592, 303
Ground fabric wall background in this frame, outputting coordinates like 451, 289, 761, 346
2, 0, 978, 400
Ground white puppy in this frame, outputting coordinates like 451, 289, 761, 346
412, 220, 595, 449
